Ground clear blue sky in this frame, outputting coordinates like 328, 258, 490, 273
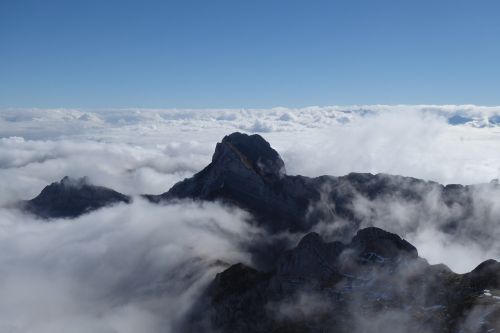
1, 0, 499, 108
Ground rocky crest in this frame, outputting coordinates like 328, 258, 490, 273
22, 176, 131, 219
145, 132, 323, 232
23, 132, 500, 239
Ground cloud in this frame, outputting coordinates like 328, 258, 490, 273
267, 290, 332, 322
2, 105, 500, 187
0, 137, 212, 205
2, 107, 500, 266
1, 105, 500, 330
334, 175, 500, 273
275, 109, 500, 185
0, 199, 259, 333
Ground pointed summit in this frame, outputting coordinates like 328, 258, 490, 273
214, 132, 286, 180
146, 132, 321, 232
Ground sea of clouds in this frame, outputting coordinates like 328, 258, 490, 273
1, 105, 500, 332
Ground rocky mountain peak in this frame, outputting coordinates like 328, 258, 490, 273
22, 176, 130, 219
213, 132, 286, 180
149, 132, 308, 232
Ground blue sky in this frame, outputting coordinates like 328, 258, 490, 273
1, 0, 499, 108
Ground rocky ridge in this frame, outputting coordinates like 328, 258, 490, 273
187, 228, 500, 333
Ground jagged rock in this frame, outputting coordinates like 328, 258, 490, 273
186, 228, 500, 333
21, 176, 131, 219
145, 132, 323, 232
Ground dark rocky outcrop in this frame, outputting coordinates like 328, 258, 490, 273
21, 176, 131, 219
145, 132, 321, 232
186, 228, 500, 333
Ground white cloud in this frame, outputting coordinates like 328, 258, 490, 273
0, 199, 258, 333
2, 105, 499, 185
1, 105, 500, 330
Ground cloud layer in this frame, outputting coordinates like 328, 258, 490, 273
1, 105, 500, 331
2, 105, 500, 188
0, 200, 258, 333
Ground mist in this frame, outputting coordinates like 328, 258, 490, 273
0, 199, 260, 333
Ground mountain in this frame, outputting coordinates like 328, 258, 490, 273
16, 133, 500, 331
185, 227, 500, 333
146, 132, 500, 238
23, 132, 499, 237
144, 132, 321, 232
21, 176, 131, 219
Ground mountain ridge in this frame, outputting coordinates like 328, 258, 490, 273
15, 132, 500, 331
21, 176, 131, 219
185, 228, 500, 333
22, 132, 499, 233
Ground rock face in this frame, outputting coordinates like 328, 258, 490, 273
145, 132, 323, 232
22, 176, 131, 219
186, 228, 500, 333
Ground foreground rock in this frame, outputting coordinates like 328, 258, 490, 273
21, 176, 131, 219
185, 228, 500, 333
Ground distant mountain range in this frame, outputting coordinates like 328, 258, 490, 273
19, 132, 500, 332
